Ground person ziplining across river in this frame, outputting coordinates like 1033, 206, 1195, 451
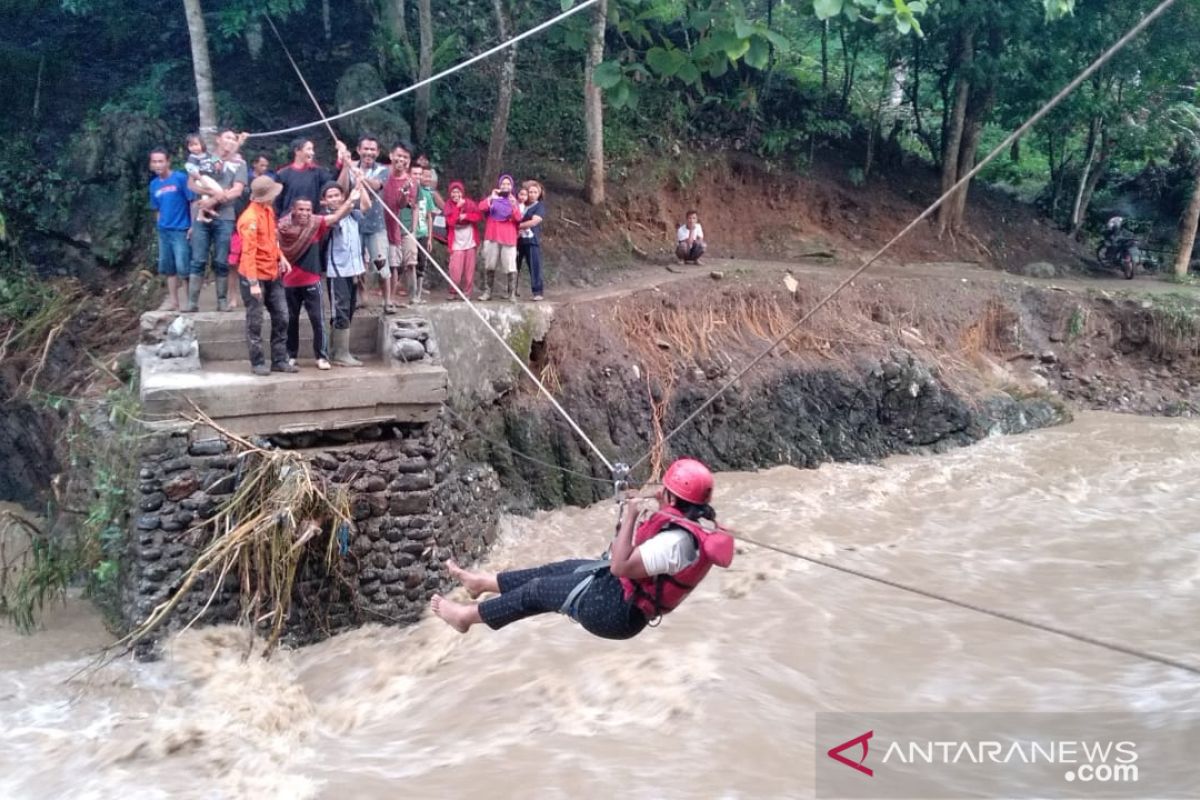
431, 458, 735, 639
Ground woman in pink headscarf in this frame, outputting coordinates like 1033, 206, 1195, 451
443, 181, 480, 300
476, 173, 522, 301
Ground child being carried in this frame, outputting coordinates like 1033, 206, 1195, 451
185, 133, 223, 223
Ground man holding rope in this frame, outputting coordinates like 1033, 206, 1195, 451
382, 142, 420, 312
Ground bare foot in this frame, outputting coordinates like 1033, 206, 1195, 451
446, 559, 498, 598
431, 594, 479, 634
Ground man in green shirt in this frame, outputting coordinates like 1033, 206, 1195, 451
405, 163, 435, 304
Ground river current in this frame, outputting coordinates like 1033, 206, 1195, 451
1, 412, 1197, 799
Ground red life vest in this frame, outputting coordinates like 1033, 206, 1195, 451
619, 507, 735, 621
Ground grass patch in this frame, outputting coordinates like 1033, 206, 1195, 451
1147, 293, 1200, 360
0, 379, 141, 632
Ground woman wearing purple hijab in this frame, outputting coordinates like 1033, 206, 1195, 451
477, 174, 523, 301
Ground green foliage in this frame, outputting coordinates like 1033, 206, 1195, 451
0, 525, 74, 633
69, 381, 141, 615
1066, 305, 1086, 341
211, 0, 308, 41
0, 141, 71, 235
100, 60, 183, 119
812, 0, 932, 35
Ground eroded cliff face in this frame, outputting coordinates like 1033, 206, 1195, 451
455, 276, 1199, 509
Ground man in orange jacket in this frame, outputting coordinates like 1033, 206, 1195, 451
237, 176, 295, 376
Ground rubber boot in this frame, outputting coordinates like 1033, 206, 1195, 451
185, 274, 202, 312
505, 272, 516, 301
330, 328, 363, 367
479, 270, 494, 301
215, 276, 229, 312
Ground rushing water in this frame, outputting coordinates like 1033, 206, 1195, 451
1, 412, 1198, 799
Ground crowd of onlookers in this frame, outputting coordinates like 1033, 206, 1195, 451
149, 130, 705, 374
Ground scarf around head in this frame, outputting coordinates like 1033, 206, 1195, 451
490, 174, 516, 220
277, 210, 322, 265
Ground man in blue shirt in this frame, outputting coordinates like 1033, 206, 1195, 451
148, 148, 192, 312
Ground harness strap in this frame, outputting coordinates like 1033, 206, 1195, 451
558, 560, 612, 619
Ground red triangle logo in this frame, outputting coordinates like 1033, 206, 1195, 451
827, 730, 874, 777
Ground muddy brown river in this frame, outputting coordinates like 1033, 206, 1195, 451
1, 411, 1197, 798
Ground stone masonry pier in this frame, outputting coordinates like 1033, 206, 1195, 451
125, 303, 511, 646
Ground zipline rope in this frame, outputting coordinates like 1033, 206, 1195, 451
625, 0, 1180, 475
263, 12, 617, 475
737, 533, 1200, 677
248, 0, 600, 139
264, 3, 1200, 680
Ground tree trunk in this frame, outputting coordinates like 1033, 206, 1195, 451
322, 0, 331, 40
820, 21, 829, 96
838, 25, 859, 112
182, 0, 218, 150
908, 39, 937, 163
947, 94, 991, 228
385, 0, 417, 78
1173, 155, 1200, 278
1069, 116, 1101, 234
936, 26, 973, 236
245, 16, 264, 60
864, 60, 891, 180
484, 0, 516, 184
583, 0, 608, 205
1075, 127, 1111, 235
414, 0, 433, 145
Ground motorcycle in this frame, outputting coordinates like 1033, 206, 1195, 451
1096, 217, 1142, 280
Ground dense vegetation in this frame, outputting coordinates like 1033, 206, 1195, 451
1, 0, 1199, 276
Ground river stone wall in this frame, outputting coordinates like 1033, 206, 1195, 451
468, 349, 1070, 510
123, 412, 500, 651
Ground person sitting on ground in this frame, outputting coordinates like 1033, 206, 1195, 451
444, 181, 480, 300
184, 133, 222, 224
431, 458, 735, 639
321, 180, 372, 366
237, 176, 293, 376
277, 188, 357, 371
676, 210, 706, 265
477, 174, 523, 301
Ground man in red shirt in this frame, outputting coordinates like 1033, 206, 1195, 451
381, 142, 419, 312
237, 176, 293, 376
277, 190, 357, 370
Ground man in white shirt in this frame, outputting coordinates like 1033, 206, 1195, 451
676, 210, 706, 264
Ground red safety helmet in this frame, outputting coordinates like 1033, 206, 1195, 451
661, 457, 714, 505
